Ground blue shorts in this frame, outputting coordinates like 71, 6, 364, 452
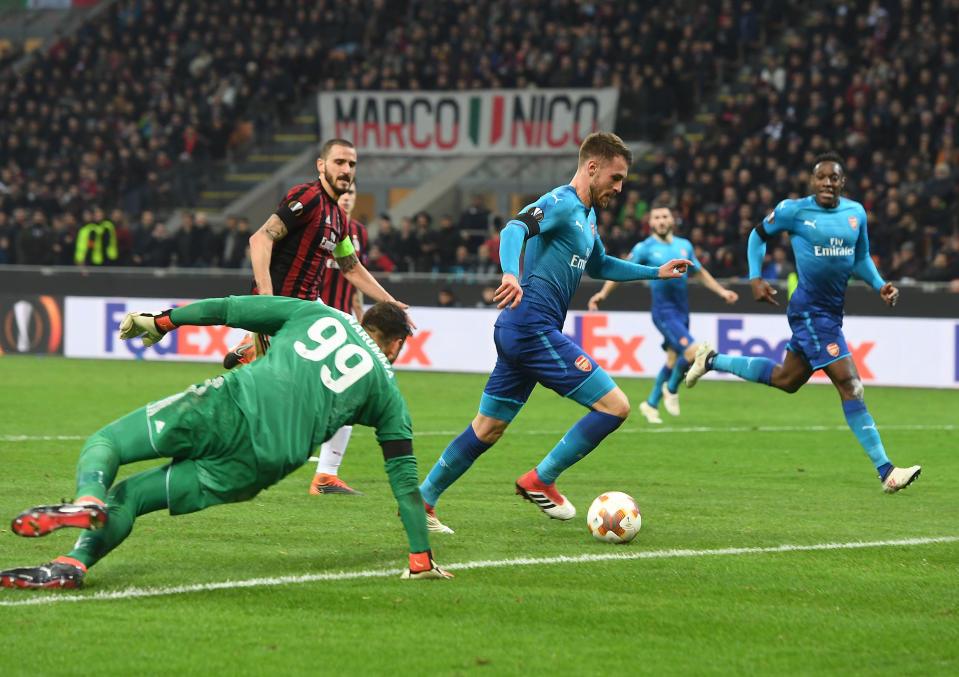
786, 310, 850, 370
479, 325, 616, 422
653, 312, 694, 354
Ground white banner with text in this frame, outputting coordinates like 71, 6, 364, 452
62, 298, 958, 389
317, 89, 620, 155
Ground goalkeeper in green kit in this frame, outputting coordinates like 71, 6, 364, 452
0, 295, 452, 589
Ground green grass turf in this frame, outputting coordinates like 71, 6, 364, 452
0, 356, 957, 676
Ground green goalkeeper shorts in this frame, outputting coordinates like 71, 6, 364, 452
144, 378, 266, 515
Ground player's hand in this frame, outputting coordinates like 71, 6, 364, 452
658, 259, 692, 279
750, 278, 779, 306
721, 289, 739, 304
494, 273, 523, 309
119, 310, 175, 347
385, 298, 417, 330
401, 550, 454, 580
880, 282, 899, 307
587, 292, 605, 311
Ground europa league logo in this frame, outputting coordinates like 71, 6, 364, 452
0, 296, 62, 355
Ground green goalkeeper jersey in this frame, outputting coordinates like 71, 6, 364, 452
169, 295, 412, 487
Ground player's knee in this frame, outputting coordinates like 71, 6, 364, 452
779, 380, 803, 394
472, 415, 508, 445
849, 379, 864, 400
598, 390, 630, 418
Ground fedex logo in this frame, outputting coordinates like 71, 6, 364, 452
717, 319, 788, 361
105, 302, 235, 359
717, 318, 876, 379
566, 314, 645, 372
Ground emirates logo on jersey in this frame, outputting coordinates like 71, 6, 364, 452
848, 217, 858, 230
574, 355, 592, 372
827, 342, 840, 357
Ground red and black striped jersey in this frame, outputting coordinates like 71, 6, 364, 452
317, 217, 369, 314
262, 180, 347, 300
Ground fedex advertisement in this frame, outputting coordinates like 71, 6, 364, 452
62, 297, 958, 389
64, 297, 248, 361
400, 309, 958, 389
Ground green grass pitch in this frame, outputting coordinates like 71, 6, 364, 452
0, 355, 957, 676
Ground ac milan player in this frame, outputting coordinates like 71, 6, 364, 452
223, 138, 408, 495
308, 179, 371, 496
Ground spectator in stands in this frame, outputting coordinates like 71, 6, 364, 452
413, 211, 437, 271
475, 285, 498, 308
109, 209, 133, 266
219, 215, 245, 269
74, 207, 118, 266
474, 244, 499, 276
458, 194, 491, 248
145, 223, 176, 268
367, 243, 396, 273
918, 251, 959, 282
16, 211, 54, 266
191, 213, 220, 267
618, 189, 648, 225
174, 212, 197, 268
375, 214, 399, 257
434, 214, 462, 272
437, 288, 460, 307
890, 241, 924, 282
130, 211, 157, 267
394, 217, 421, 273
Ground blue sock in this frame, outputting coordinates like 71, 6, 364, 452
419, 425, 492, 506
535, 411, 624, 485
713, 354, 775, 385
841, 399, 891, 473
667, 356, 691, 393
648, 365, 671, 406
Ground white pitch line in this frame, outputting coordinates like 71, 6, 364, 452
1, 536, 955, 607
4, 423, 956, 444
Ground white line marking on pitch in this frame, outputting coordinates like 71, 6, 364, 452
4, 423, 956, 444
1, 536, 955, 607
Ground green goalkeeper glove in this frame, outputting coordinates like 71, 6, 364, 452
119, 310, 177, 347
401, 549, 453, 580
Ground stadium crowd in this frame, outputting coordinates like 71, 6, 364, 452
0, 0, 957, 285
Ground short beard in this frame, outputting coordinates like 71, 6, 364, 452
324, 168, 348, 197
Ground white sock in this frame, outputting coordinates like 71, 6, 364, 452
315, 425, 353, 476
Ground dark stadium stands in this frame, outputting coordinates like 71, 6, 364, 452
0, 0, 956, 284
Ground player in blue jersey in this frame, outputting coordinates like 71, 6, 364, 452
684, 151, 920, 493
417, 132, 691, 533
588, 205, 738, 423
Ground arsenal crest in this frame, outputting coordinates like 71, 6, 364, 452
848, 216, 858, 230
827, 342, 840, 357
574, 355, 592, 372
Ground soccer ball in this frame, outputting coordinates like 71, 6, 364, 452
586, 491, 642, 544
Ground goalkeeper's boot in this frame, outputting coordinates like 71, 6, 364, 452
0, 556, 86, 589
881, 465, 921, 494
685, 341, 715, 388
661, 383, 680, 416
425, 502, 454, 534
515, 468, 576, 521
639, 401, 663, 424
223, 338, 256, 370
309, 473, 364, 495
11, 502, 108, 537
